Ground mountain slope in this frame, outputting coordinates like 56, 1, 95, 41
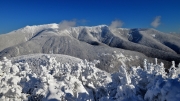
0, 24, 58, 51
0, 24, 179, 72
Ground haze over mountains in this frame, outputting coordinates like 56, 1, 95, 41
0, 23, 180, 72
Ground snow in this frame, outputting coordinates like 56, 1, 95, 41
152, 34, 156, 37
0, 55, 111, 101
0, 54, 180, 101
8, 23, 58, 37
1, 23, 180, 101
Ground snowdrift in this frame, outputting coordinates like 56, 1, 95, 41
0, 54, 180, 101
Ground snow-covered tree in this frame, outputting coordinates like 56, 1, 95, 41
0, 56, 180, 101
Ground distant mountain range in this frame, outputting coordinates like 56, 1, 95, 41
0, 24, 179, 73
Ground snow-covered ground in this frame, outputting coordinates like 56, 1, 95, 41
0, 54, 180, 101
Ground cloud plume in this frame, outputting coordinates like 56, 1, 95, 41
109, 20, 123, 29
151, 16, 161, 28
58, 20, 76, 30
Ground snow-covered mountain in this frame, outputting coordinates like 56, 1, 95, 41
0, 23, 180, 72
0, 24, 58, 51
0, 23, 180, 101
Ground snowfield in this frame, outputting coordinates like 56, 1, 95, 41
0, 54, 180, 101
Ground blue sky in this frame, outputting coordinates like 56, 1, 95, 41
0, 0, 180, 34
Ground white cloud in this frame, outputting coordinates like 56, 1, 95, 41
79, 19, 87, 24
109, 20, 123, 28
58, 20, 76, 30
76, 19, 88, 25
151, 16, 161, 28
